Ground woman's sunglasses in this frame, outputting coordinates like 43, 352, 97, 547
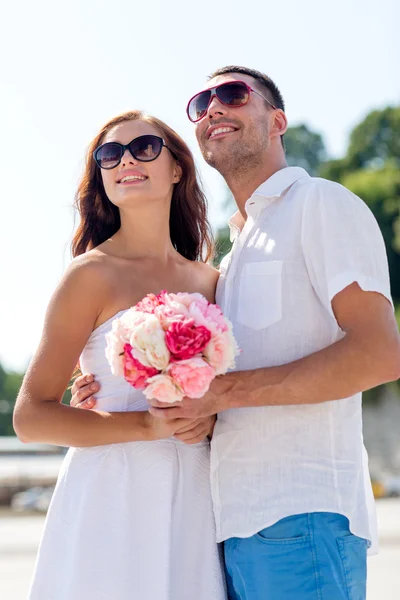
186, 80, 277, 123
93, 134, 172, 170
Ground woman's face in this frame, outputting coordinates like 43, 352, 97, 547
99, 119, 181, 210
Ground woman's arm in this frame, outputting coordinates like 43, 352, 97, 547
13, 259, 190, 447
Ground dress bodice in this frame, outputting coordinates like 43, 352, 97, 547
80, 310, 149, 413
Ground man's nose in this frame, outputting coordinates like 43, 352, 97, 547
206, 93, 227, 120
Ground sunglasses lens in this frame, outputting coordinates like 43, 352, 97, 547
188, 91, 211, 122
130, 135, 163, 161
95, 143, 122, 169
187, 82, 249, 122
217, 82, 249, 106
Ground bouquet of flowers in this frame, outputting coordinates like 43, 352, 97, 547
105, 291, 239, 403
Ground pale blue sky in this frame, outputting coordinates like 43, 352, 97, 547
1, 0, 399, 371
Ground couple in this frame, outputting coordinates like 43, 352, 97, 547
14, 65, 400, 600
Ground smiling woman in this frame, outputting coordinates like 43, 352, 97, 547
72, 110, 214, 262
12, 110, 226, 600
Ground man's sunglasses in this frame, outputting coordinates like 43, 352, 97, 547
186, 80, 277, 123
93, 134, 172, 170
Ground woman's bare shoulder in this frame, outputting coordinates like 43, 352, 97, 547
194, 260, 220, 279
67, 249, 119, 284
189, 261, 220, 302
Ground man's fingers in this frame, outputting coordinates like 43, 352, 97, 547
174, 419, 202, 434
149, 407, 183, 420
175, 426, 207, 444
74, 397, 97, 410
175, 425, 202, 440
148, 398, 181, 409
70, 383, 100, 407
71, 374, 93, 396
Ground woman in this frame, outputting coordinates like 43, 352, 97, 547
13, 111, 227, 599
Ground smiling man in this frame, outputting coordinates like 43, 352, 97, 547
71, 66, 400, 599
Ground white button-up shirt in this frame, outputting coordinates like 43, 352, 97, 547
211, 167, 393, 554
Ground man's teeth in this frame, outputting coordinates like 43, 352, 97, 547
120, 175, 147, 183
210, 127, 235, 138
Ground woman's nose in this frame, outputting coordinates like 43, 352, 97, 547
121, 148, 138, 165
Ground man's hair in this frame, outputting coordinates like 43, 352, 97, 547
208, 66, 285, 113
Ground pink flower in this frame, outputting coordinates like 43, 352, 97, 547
189, 300, 228, 334
175, 292, 208, 309
143, 374, 184, 403
134, 291, 166, 314
203, 329, 238, 375
156, 293, 190, 323
165, 319, 211, 360
168, 357, 215, 398
123, 344, 159, 389
105, 292, 239, 397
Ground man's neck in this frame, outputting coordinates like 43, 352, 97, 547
227, 158, 288, 218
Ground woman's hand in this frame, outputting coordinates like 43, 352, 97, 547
174, 415, 216, 445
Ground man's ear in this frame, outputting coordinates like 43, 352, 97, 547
271, 109, 288, 139
172, 162, 183, 184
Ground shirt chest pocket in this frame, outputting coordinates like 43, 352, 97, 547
237, 261, 283, 330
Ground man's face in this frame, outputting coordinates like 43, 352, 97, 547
194, 73, 275, 177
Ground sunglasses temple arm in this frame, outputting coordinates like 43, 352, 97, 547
253, 89, 277, 110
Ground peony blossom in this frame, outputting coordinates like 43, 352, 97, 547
105, 329, 125, 377
123, 344, 159, 389
168, 357, 215, 398
129, 314, 170, 370
165, 319, 211, 360
203, 327, 239, 375
158, 293, 190, 320
143, 374, 184, 403
189, 300, 229, 334
106, 291, 239, 403
134, 291, 166, 314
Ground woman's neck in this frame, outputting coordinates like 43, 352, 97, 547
105, 202, 177, 262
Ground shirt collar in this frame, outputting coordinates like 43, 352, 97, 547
228, 167, 309, 241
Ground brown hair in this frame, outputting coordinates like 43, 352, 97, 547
71, 110, 214, 262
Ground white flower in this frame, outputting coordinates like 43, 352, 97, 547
105, 310, 151, 375
105, 329, 125, 376
203, 325, 239, 375
129, 314, 170, 370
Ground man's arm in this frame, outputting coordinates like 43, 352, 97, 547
148, 283, 400, 420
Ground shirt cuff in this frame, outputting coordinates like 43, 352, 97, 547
327, 270, 393, 316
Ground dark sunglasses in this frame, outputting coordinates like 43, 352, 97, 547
93, 134, 172, 170
186, 80, 277, 123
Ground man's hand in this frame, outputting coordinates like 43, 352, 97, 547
174, 415, 217, 444
70, 373, 215, 444
148, 376, 233, 420
70, 373, 100, 409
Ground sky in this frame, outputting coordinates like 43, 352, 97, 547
0, 0, 399, 371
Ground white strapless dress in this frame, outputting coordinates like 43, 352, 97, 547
28, 311, 227, 600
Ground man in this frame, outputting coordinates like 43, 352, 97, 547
72, 66, 400, 599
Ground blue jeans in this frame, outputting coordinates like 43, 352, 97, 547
224, 513, 367, 600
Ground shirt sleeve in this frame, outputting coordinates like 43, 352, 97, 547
301, 178, 393, 319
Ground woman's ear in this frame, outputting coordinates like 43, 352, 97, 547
172, 162, 183, 184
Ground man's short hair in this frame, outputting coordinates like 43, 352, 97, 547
209, 65, 285, 113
